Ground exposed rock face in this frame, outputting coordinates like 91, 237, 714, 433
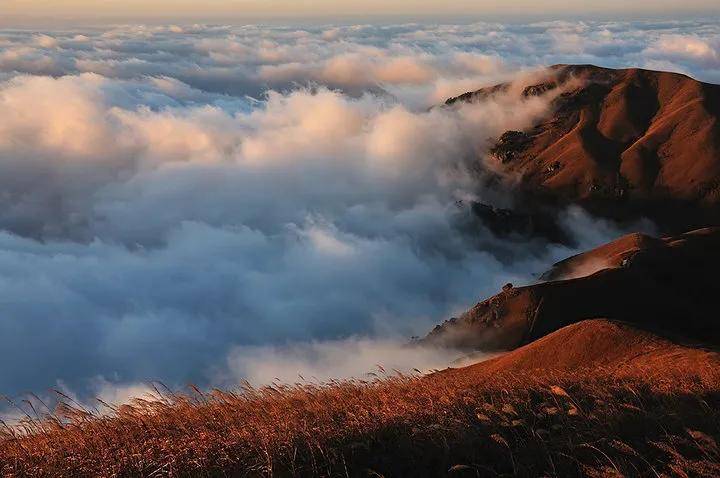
423, 227, 720, 351
449, 64, 720, 232
488, 131, 532, 164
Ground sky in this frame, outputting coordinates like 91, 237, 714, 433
0, 16, 717, 408
2, 0, 719, 22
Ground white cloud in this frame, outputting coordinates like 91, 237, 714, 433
225, 338, 472, 386
644, 34, 720, 67
33, 34, 59, 49
0, 73, 117, 159
92, 379, 156, 407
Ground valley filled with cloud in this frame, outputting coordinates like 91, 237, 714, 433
0, 18, 716, 402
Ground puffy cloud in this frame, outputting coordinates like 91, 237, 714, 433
32, 34, 59, 49
644, 34, 720, 67
0, 46, 67, 76
2, 20, 719, 102
0, 74, 117, 158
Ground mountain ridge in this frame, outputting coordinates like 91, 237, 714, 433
423, 227, 720, 351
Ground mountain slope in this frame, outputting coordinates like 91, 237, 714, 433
463, 319, 718, 379
450, 65, 720, 230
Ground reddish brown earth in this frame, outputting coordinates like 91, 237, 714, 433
449, 65, 720, 231
424, 227, 720, 351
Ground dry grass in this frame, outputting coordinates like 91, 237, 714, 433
1, 358, 719, 478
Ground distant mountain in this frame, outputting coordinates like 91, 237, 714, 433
449, 65, 720, 232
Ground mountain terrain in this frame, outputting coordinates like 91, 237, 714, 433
424, 227, 720, 351
450, 64, 720, 233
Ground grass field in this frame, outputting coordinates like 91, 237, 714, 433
2, 337, 719, 478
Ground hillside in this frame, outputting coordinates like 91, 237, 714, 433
424, 227, 720, 351
449, 65, 720, 231
462, 319, 717, 377
3, 319, 720, 477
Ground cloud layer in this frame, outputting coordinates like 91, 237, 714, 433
0, 19, 702, 401
0, 73, 574, 397
1, 20, 719, 105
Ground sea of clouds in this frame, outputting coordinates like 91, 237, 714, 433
0, 18, 717, 404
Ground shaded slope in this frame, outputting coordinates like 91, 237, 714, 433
424, 227, 720, 350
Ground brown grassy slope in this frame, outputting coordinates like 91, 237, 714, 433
2, 320, 720, 477
424, 227, 720, 351
463, 320, 717, 376
449, 65, 720, 230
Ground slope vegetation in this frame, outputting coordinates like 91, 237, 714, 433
2, 320, 720, 477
